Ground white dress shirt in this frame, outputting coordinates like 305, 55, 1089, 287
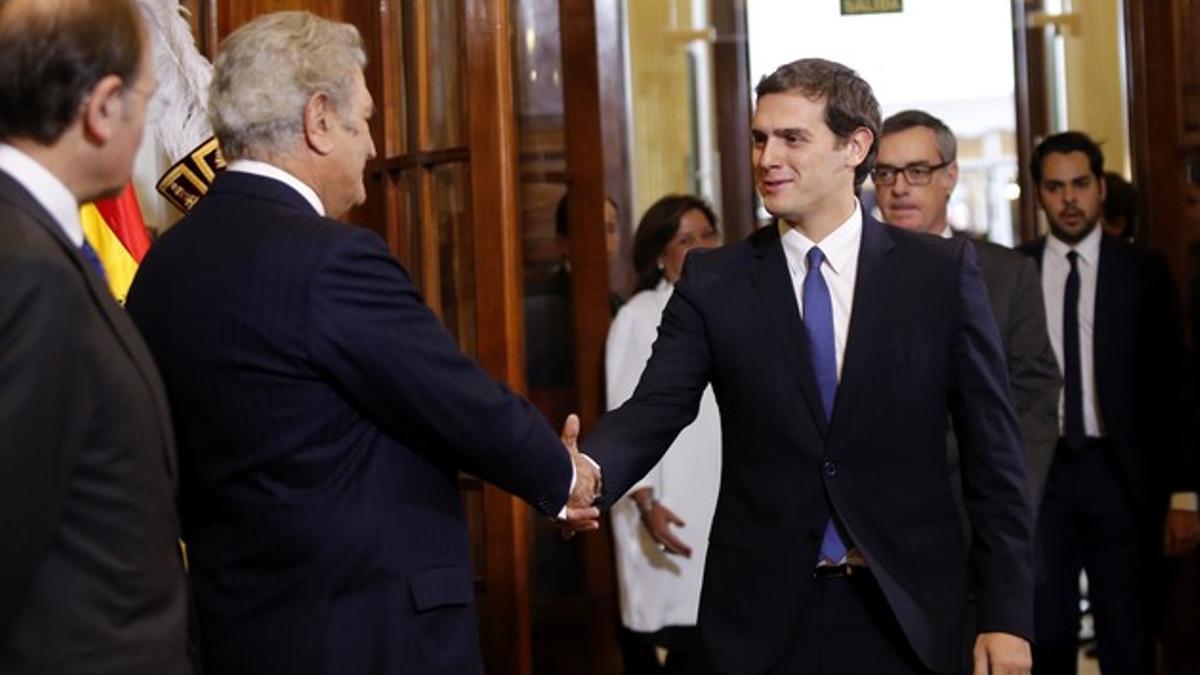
0, 144, 83, 246
225, 159, 326, 216
1041, 225, 1197, 511
1041, 225, 1103, 438
778, 203, 862, 379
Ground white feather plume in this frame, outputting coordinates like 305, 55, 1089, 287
137, 0, 213, 161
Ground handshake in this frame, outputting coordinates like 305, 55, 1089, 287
558, 413, 603, 538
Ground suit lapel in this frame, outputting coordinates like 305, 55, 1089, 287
830, 215, 896, 435
0, 172, 177, 480
748, 225, 830, 438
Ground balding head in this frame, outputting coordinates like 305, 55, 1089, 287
0, 0, 145, 144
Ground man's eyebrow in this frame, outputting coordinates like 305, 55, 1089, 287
773, 127, 811, 140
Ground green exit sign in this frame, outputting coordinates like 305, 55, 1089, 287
841, 0, 903, 14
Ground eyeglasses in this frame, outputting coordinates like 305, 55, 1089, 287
871, 160, 952, 187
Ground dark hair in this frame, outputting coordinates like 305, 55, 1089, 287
881, 109, 957, 163
554, 190, 618, 237
755, 58, 881, 188
1031, 131, 1104, 185
632, 194, 718, 292
0, 0, 144, 143
1104, 171, 1138, 239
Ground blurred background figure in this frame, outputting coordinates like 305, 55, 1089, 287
1101, 171, 1138, 240
605, 195, 721, 674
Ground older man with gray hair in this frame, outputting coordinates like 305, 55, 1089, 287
126, 11, 599, 675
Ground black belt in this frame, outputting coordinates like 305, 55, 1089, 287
812, 562, 868, 579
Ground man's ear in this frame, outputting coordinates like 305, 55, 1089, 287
79, 74, 125, 145
946, 160, 960, 193
845, 126, 874, 171
303, 92, 336, 156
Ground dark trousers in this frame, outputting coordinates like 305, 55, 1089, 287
739, 571, 934, 675
1034, 440, 1153, 675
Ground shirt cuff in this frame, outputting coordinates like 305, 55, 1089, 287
1170, 492, 1199, 512
555, 454, 600, 519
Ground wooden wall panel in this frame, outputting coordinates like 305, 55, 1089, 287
464, 0, 535, 670
712, 0, 753, 242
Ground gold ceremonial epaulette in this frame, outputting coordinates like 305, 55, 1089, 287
156, 136, 226, 213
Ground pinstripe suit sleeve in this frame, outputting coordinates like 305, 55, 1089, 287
305, 227, 573, 516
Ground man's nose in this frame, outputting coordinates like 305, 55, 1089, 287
757, 138, 780, 168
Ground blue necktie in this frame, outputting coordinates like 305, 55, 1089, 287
79, 239, 107, 284
1062, 251, 1085, 450
803, 247, 847, 563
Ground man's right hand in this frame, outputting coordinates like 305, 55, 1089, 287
559, 414, 601, 537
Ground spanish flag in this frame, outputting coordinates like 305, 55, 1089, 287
80, 184, 151, 305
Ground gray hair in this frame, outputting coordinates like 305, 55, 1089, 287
880, 109, 957, 163
209, 11, 366, 161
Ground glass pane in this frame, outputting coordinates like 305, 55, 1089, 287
428, 0, 465, 149
388, 168, 422, 288
385, 0, 409, 156
432, 162, 476, 355
511, 0, 567, 291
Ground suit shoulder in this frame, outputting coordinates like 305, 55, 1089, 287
679, 233, 756, 284
969, 238, 1037, 271
1016, 237, 1045, 260
885, 223, 964, 265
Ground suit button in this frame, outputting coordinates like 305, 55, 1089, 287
823, 460, 838, 476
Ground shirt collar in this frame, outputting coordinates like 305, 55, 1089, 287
0, 144, 83, 247
1046, 222, 1101, 266
778, 199, 862, 276
225, 159, 326, 216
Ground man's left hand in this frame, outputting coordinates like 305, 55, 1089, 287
972, 632, 1031, 675
1164, 509, 1200, 556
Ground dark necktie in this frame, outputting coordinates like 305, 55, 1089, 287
803, 247, 846, 562
1062, 251, 1085, 450
79, 238, 108, 284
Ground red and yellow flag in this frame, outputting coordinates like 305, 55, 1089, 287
80, 183, 151, 305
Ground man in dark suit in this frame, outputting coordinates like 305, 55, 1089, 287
874, 109, 1061, 518
125, 11, 598, 675
580, 58, 1033, 675
0, 1, 191, 672
1020, 131, 1200, 674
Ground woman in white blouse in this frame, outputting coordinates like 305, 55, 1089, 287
606, 195, 722, 674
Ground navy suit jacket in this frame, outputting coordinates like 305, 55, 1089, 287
585, 214, 1033, 674
126, 172, 573, 675
1021, 235, 1199, 525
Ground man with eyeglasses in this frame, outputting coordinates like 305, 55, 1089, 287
875, 110, 1061, 522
